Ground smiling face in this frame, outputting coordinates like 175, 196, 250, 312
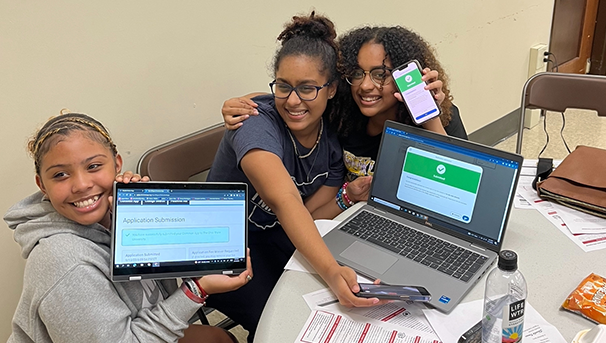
350, 43, 399, 122
35, 131, 122, 228
274, 55, 336, 141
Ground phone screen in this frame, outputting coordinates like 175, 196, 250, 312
357, 283, 431, 301
392, 60, 441, 125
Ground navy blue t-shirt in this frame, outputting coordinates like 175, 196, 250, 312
207, 95, 345, 231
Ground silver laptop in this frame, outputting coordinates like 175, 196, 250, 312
324, 120, 522, 312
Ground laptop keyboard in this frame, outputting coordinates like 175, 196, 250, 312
339, 211, 487, 282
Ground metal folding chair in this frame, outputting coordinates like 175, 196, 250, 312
137, 123, 225, 181
516, 72, 606, 154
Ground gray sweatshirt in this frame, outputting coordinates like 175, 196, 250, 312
4, 192, 203, 343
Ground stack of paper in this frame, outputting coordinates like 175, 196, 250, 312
516, 159, 606, 252
295, 288, 566, 343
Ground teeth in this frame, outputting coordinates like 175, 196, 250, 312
74, 195, 99, 208
288, 110, 306, 116
361, 96, 380, 102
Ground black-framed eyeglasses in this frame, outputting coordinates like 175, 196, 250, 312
269, 81, 331, 101
345, 67, 393, 87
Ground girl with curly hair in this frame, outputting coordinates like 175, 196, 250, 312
331, 26, 467, 181
222, 25, 467, 182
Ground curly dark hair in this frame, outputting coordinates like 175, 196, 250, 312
330, 26, 453, 138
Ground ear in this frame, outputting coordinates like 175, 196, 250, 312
35, 174, 46, 195
328, 80, 338, 99
114, 154, 123, 174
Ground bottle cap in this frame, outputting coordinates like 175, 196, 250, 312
498, 250, 518, 271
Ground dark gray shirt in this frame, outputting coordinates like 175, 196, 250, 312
207, 95, 345, 232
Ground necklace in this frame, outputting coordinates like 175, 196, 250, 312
287, 119, 323, 159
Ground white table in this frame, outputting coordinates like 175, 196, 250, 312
254, 203, 606, 342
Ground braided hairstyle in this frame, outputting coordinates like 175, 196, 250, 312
332, 26, 453, 138
28, 111, 118, 174
273, 11, 339, 117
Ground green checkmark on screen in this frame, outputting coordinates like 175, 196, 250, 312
403, 152, 481, 194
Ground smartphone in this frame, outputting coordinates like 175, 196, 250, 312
458, 320, 482, 343
355, 283, 431, 301
391, 59, 441, 125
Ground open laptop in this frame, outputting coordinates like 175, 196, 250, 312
111, 181, 248, 282
324, 120, 522, 312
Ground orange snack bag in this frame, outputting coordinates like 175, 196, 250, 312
562, 273, 606, 324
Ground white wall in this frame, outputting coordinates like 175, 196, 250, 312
0, 0, 553, 339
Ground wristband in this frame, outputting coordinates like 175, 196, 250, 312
182, 278, 206, 305
192, 278, 209, 300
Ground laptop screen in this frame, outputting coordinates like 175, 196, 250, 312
111, 182, 247, 281
370, 122, 521, 249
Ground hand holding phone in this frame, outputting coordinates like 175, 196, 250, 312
355, 283, 431, 302
392, 60, 441, 125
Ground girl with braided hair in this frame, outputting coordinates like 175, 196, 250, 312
5, 112, 252, 343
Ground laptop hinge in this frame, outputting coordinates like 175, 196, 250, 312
470, 243, 487, 252
129, 276, 142, 281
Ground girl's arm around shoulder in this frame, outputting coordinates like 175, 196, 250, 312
222, 92, 267, 130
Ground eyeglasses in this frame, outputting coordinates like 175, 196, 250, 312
269, 81, 331, 101
345, 67, 393, 87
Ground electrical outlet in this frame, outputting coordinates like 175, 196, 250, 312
528, 43, 548, 77
525, 44, 548, 129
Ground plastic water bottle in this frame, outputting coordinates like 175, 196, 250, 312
482, 250, 527, 343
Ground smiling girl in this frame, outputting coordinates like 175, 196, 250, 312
4, 112, 252, 343
205, 12, 382, 342
222, 26, 467, 182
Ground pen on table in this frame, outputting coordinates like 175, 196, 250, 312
318, 299, 339, 307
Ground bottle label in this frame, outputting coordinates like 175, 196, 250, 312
501, 299, 525, 342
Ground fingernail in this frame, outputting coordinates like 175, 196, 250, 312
253, 110, 258, 115
373, 299, 379, 304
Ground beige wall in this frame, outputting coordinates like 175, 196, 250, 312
0, 0, 553, 340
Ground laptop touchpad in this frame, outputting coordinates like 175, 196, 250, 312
340, 241, 398, 275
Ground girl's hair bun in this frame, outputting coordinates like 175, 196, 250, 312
278, 11, 336, 45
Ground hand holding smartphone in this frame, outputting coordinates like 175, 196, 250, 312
355, 283, 431, 302
392, 59, 441, 125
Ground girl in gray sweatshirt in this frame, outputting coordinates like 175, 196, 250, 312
4, 112, 252, 343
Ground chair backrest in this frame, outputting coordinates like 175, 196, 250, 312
137, 123, 225, 181
516, 72, 606, 153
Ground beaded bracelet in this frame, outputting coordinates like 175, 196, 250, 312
336, 188, 348, 210
341, 182, 355, 207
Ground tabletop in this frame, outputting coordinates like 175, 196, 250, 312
254, 203, 605, 343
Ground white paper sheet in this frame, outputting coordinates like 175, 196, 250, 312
297, 288, 441, 343
518, 184, 606, 252
422, 299, 566, 343
515, 159, 606, 251
303, 288, 436, 336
